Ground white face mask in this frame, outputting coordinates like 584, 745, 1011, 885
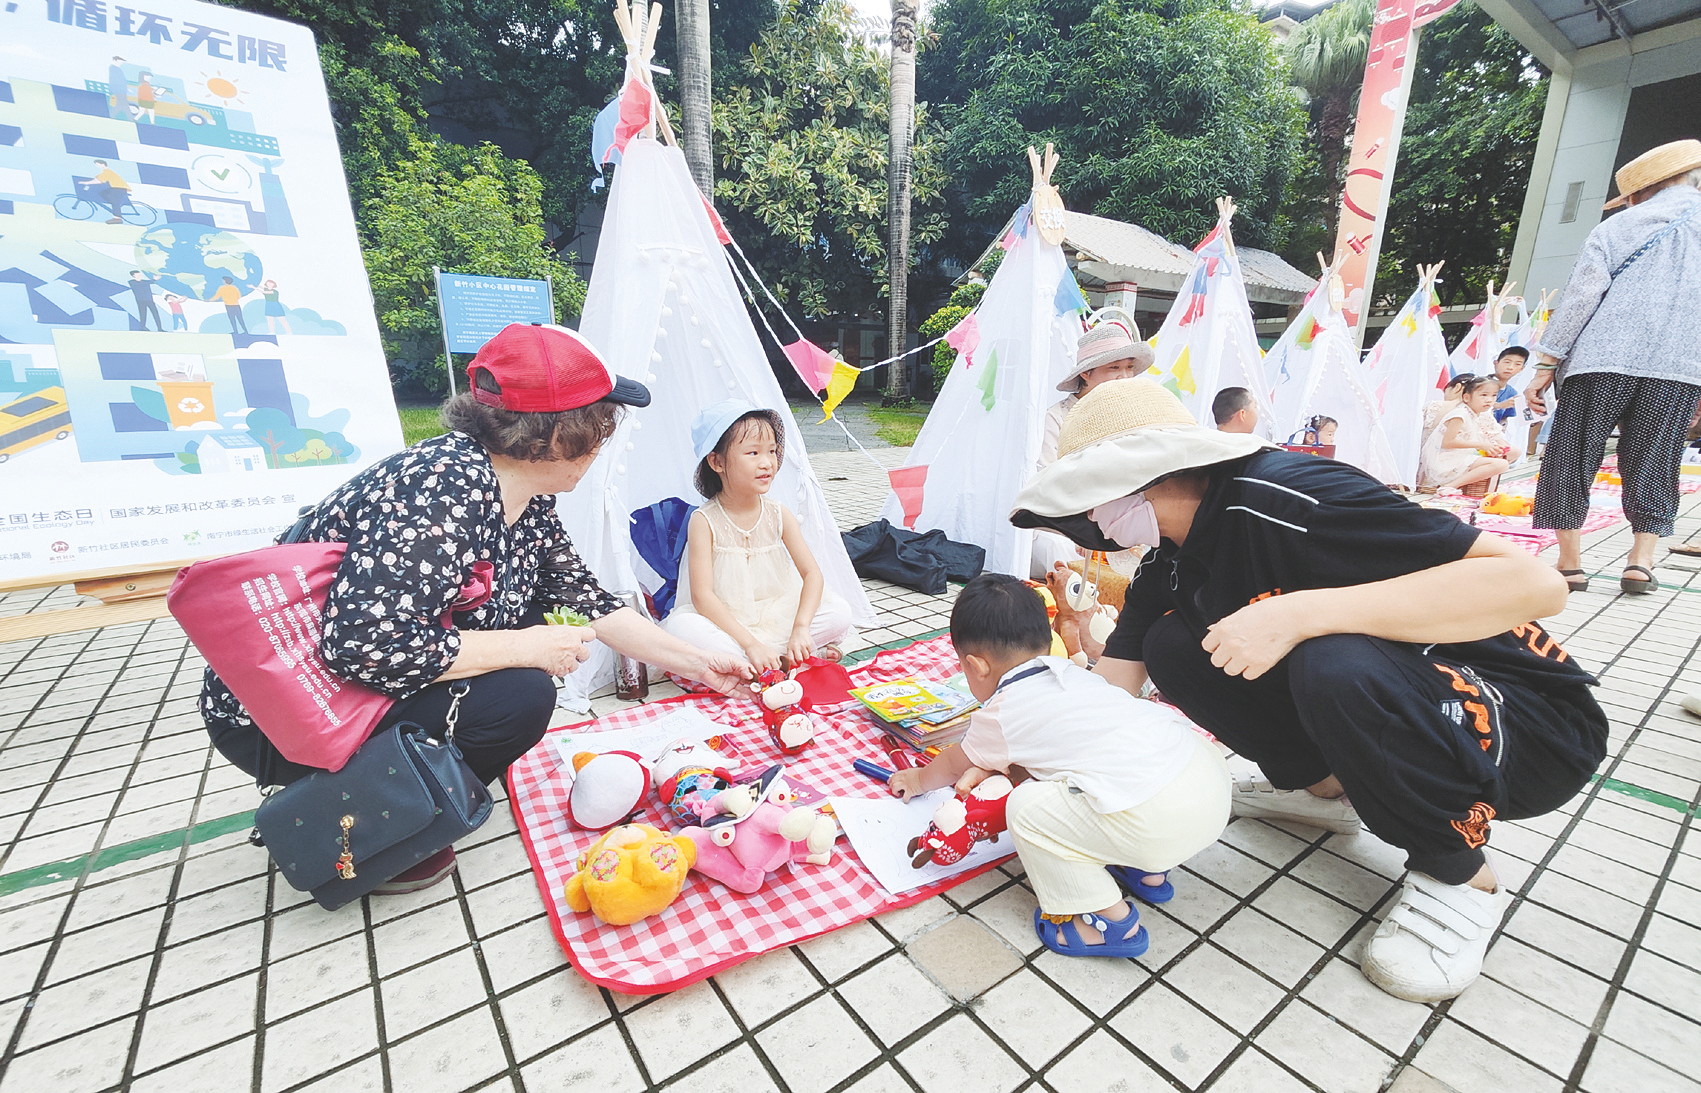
1090, 493, 1160, 551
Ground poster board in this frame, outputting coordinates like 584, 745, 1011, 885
436, 272, 553, 353
0, 0, 402, 589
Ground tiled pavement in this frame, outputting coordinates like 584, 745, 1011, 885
0, 447, 1698, 1093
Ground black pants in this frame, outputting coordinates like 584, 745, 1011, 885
1533, 371, 1701, 536
1144, 614, 1605, 884
209, 667, 557, 789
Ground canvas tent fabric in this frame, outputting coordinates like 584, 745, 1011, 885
1361, 279, 1450, 489
1265, 278, 1402, 484
1147, 220, 1275, 437
554, 139, 874, 708
878, 206, 1080, 577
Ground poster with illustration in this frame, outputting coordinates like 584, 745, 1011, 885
0, 0, 403, 582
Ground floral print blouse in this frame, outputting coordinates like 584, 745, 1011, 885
200, 430, 623, 732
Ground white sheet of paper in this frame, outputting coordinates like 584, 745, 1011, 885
829, 790, 1015, 896
553, 706, 725, 770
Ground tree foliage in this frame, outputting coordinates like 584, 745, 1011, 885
713, 1, 950, 318
1283, 0, 1372, 241
922, 0, 1306, 259
1379, 3, 1546, 308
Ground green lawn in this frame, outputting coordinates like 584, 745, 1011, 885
399, 407, 448, 446
866, 405, 929, 447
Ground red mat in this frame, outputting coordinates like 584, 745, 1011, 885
507, 635, 1014, 994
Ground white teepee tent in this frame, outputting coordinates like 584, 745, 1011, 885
1492, 289, 1555, 462
554, 137, 874, 707
1361, 265, 1448, 489
1444, 280, 1516, 385
877, 149, 1081, 577
1147, 198, 1275, 436
1265, 258, 1401, 483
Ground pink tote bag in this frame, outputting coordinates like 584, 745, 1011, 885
168, 542, 494, 772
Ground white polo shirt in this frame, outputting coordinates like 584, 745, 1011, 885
961, 656, 1202, 813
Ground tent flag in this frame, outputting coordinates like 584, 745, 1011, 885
1054, 270, 1088, 315
556, 139, 874, 710
944, 312, 980, 367
1295, 317, 1322, 350
1361, 278, 1448, 489
818, 361, 859, 422
888, 465, 928, 529
1446, 307, 1499, 381
1012, 200, 1033, 239
879, 163, 1077, 577
613, 74, 653, 157
590, 95, 622, 169
1148, 207, 1272, 432
782, 339, 837, 392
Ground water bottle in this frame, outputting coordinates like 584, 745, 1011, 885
614, 591, 650, 700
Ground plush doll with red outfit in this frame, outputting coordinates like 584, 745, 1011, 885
909, 775, 1014, 867
754, 669, 817, 754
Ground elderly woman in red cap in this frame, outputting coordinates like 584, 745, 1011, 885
1013, 378, 1607, 1004
200, 324, 750, 893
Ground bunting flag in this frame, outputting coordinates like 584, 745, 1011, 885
818, 361, 859, 422
1012, 201, 1033, 239
977, 347, 1000, 411
1054, 270, 1088, 315
589, 71, 656, 189
1446, 307, 1498, 381
701, 195, 733, 246
782, 339, 837, 392
1148, 215, 1271, 430
944, 312, 981, 368
1427, 286, 1443, 319
888, 466, 929, 530
1294, 317, 1323, 351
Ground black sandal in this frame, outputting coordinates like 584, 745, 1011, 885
1559, 569, 1589, 593
1621, 565, 1658, 594
1669, 542, 1701, 557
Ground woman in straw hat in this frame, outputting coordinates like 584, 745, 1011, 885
1011, 378, 1607, 1003
1032, 320, 1155, 576
1524, 138, 1701, 595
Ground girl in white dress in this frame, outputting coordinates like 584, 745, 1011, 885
1420, 376, 1510, 490
664, 400, 850, 673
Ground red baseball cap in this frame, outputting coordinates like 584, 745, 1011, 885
466, 323, 651, 412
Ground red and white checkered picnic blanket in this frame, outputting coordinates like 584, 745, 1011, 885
507, 635, 1013, 995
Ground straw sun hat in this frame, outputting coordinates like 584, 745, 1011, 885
1057, 322, 1157, 393
1010, 378, 1273, 548
1604, 139, 1701, 210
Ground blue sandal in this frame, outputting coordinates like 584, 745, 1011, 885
1107, 865, 1174, 904
1033, 906, 1148, 958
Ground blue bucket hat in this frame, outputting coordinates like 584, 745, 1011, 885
691, 399, 763, 463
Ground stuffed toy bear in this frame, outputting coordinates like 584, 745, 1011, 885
909, 775, 1014, 867
564, 823, 696, 925
1043, 564, 1119, 666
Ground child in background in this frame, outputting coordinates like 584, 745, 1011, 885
663, 400, 851, 674
1420, 375, 1509, 490
889, 574, 1228, 958
1425, 373, 1472, 436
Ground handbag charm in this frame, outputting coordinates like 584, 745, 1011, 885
336, 814, 357, 879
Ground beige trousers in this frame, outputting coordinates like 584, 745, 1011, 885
1007, 736, 1230, 915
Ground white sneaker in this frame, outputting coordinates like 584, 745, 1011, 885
1230, 774, 1361, 834
1361, 871, 1510, 1002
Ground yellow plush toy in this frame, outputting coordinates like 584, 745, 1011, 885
564, 823, 696, 926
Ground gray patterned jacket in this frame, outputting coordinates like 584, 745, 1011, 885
1535, 183, 1701, 387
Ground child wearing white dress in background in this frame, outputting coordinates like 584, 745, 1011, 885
663, 400, 851, 674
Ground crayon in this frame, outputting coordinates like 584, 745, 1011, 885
852, 758, 894, 784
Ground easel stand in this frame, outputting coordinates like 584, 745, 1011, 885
0, 558, 206, 642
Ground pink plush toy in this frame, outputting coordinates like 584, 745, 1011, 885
649, 738, 835, 893
564, 751, 650, 830
909, 776, 1013, 867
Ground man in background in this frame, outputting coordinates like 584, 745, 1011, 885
1212, 387, 1258, 434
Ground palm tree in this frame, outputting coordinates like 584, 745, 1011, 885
1285, 0, 1374, 237
885, 0, 918, 402
676, 0, 713, 196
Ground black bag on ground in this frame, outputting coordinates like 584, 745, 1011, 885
255, 688, 491, 910
841, 519, 985, 595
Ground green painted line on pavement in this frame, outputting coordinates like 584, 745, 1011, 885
843, 626, 949, 664
1593, 775, 1697, 815
0, 809, 255, 898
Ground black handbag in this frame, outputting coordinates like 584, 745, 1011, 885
255, 682, 493, 910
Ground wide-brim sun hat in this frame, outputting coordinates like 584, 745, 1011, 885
1010, 378, 1274, 550
468, 323, 650, 412
1058, 322, 1157, 392
1604, 139, 1701, 210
